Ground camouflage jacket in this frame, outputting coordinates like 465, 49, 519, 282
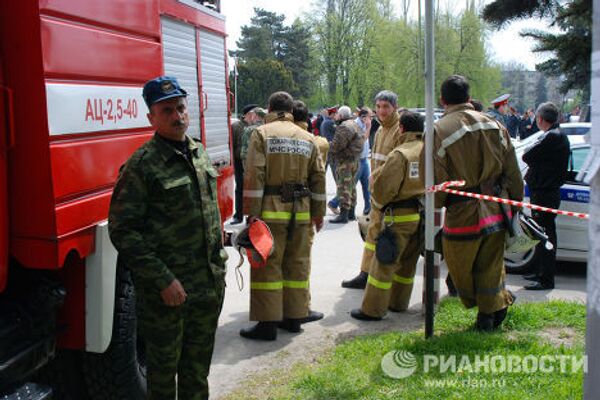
108, 133, 227, 296
329, 118, 364, 163
240, 121, 263, 168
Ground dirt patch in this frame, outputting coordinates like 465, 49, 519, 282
539, 326, 579, 348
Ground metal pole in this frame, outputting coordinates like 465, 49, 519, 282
584, 0, 600, 396
424, 0, 435, 339
417, 0, 422, 108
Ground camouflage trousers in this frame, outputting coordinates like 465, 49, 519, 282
335, 159, 359, 210
443, 230, 514, 314
139, 283, 224, 400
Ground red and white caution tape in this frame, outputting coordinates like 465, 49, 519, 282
428, 180, 589, 220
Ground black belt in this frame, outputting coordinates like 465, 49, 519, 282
445, 186, 481, 207
384, 198, 420, 210
264, 183, 310, 239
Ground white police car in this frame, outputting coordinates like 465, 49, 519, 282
504, 129, 590, 273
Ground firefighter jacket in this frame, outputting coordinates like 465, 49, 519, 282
108, 133, 226, 293
243, 112, 326, 225
329, 118, 364, 163
295, 121, 329, 165
434, 103, 524, 239
370, 111, 402, 177
371, 131, 425, 219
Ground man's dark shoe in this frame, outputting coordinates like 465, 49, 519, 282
230, 217, 243, 225
493, 307, 508, 328
475, 313, 495, 332
330, 209, 349, 224
341, 271, 368, 289
278, 319, 302, 333
524, 282, 554, 290
348, 207, 356, 221
523, 274, 540, 281
240, 322, 278, 341
350, 308, 384, 321
299, 310, 324, 324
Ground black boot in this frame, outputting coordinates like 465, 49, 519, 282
475, 313, 495, 332
330, 208, 349, 224
523, 274, 540, 281
348, 207, 356, 221
278, 319, 302, 333
350, 308, 385, 321
240, 322, 278, 341
341, 271, 368, 289
493, 307, 508, 328
299, 310, 324, 324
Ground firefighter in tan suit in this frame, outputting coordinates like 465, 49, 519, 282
351, 111, 425, 320
241, 92, 326, 340
342, 90, 403, 289
434, 75, 523, 331
290, 99, 326, 326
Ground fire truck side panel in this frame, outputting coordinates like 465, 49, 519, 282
2, 0, 233, 354
0, 62, 9, 292
3, 1, 57, 249
40, 0, 160, 38
40, 18, 162, 82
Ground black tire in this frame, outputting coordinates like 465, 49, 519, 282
82, 260, 146, 400
504, 247, 537, 274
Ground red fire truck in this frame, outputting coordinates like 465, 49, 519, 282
0, 1, 233, 398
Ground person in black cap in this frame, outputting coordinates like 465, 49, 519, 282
231, 103, 259, 224
109, 76, 226, 399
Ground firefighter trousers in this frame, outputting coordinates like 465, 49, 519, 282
443, 230, 513, 314
359, 208, 382, 273
361, 220, 420, 317
250, 223, 311, 321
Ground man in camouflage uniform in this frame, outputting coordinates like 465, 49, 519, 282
240, 107, 266, 169
351, 111, 425, 320
108, 76, 226, 399
242, 91, 326, 341
342, 90, 403, 288
434, 76, 523, 331
329, 106, 364, 224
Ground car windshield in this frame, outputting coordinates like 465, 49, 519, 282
561, 126, 590, 136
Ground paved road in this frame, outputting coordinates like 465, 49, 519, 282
209, 169, 587, 399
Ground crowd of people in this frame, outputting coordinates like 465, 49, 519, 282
106, 73, 572, 399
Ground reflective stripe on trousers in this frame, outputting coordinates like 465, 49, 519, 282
250, 280, 310, 290
261, 211, 311, 221
367, 274, 414, 290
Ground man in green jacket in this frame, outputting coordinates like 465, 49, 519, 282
109, 76, 227, 400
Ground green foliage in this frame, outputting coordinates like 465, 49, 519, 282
234, 59, 296, 108
309, 2, 500, 108
482, 0, 592, 97
234, 8, 315, 106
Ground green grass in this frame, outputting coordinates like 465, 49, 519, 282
225, 299, 586, 400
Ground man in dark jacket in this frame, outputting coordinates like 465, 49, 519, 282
522, 102, 570, 290
231, 104, 258, 224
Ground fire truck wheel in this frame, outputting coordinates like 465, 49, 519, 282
82, 259, 146, 400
